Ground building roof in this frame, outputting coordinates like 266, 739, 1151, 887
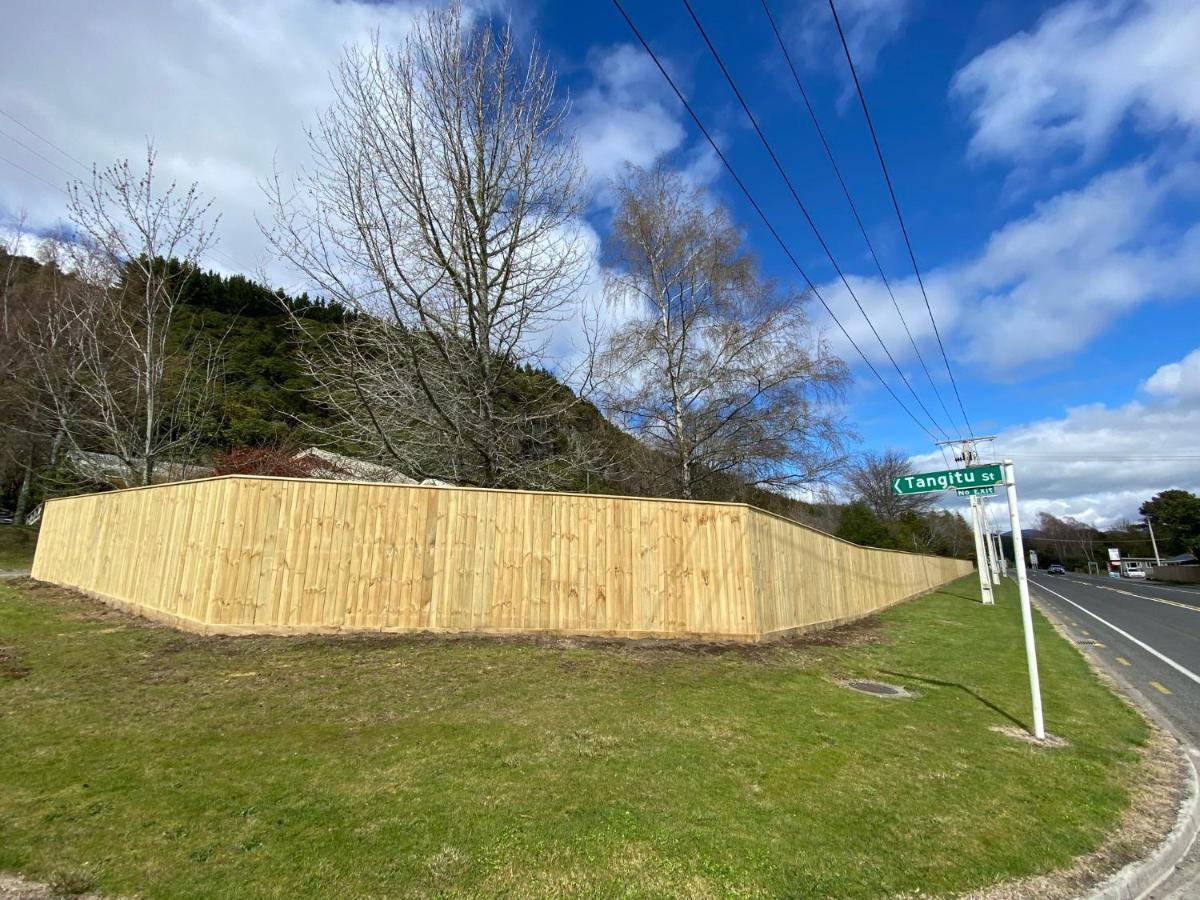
291, 448, 418, 485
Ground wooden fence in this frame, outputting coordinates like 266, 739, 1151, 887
31, 475, 973, 641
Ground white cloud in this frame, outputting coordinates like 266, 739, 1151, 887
0, 0, 431, 279
820, 156, 1200, 372
957, 159, 1200, 367
906, 345, 1200, 528
785, 0, 914, 79
571, 43, 688, 192
1144, 347, 1200, 399
953, 0, 1200, 163
0, 5, 687, 368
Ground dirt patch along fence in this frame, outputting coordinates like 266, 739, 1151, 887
30, 475, 973, 641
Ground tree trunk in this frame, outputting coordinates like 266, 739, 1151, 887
13, 461, 33, 526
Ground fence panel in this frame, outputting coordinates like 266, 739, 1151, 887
31, 475, 972, 641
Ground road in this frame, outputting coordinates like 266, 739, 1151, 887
1029, 572, 1200, 898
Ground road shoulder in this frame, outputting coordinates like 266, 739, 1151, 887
1029, 589, 1200, 900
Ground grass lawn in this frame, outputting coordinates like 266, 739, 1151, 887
0, 525, 38, 571
0, 575, 1149, 898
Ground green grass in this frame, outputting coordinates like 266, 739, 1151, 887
0, 576, 1148, 898
0, 525, 38, 571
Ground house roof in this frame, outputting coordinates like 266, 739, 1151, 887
292, 448, 417, 485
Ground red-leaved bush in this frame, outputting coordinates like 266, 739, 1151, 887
212, 447, 322, 478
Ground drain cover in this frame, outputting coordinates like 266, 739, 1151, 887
846, 680, 906, 697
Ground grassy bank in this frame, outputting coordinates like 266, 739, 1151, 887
0, 575, 1148, 898
0, 525, 37, 571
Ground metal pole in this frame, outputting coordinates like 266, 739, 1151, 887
1003, 459, 1045, 740
993, 532, 1006, 577
1146, 517, 1162, 567
969, 495, 995, 605
983, 503, 1000, 585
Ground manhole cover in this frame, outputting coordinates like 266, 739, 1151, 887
845, 680, 908, 697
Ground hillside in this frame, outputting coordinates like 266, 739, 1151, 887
0, 251, 830, 527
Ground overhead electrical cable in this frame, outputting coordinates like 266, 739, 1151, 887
0, 108, 253, 275
758, 0, 960, 439
0, 109, 90, 170
610, 0, 940, 442
826, 0, 974, 437
0, 153, 67, 195
0, 129, 78, 182
680, 0, 951, 440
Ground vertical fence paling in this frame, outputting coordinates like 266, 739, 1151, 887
31, 476, 973, 639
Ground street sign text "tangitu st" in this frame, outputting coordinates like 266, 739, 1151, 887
892, 464, 1003, 496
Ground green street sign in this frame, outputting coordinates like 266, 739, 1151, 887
892, 464, 1003, 496
956, 486, 996, 497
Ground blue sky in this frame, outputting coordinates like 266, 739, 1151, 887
2, 0, 1198, 524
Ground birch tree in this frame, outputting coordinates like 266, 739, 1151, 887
596, 165, 849, 500
262, 2, 591, 488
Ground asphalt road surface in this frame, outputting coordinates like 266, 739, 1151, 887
1028, 572, 1200, 898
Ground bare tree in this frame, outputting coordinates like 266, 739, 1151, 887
42, 144, 222, 486
594, 164, 849, 500
1, 234, 92, 519
1034, 512, 1101, 565
846, 449, 937, 523
262, 3, 592, 488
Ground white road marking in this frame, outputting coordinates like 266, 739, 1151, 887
1031, 579, 1200, 688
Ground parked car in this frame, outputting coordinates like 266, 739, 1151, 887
1046, 564, 1065, 575
1124, 569, 1147, 579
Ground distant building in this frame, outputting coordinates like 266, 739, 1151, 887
290, 448, 418, 485
67, 450, 214, 488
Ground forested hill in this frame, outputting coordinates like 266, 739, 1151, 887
174, 269, 349, 449
0, 252, 830, 526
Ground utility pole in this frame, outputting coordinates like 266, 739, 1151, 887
936, 435, 997, 606
1145, 516, 1162, 567
992, 531, 1006, 576
1002, 458, 1046, 740
982, 502, 1000, 585
968, 496, 995, 604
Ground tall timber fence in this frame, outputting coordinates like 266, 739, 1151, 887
31, 475, 973, 641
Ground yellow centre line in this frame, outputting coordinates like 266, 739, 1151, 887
1094, 584, 1200, 612
1150, 681, 1172, 695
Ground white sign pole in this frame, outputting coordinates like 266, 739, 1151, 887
1002, 459, 1046, 740
992, 532, 1006, 576
969, 495, 995, 605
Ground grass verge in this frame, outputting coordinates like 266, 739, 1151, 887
0, 525, 38, 571
0, 575, 1150, 898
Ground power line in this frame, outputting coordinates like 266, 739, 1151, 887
0, 153, 67, 196
0, 109, 254, 276
680, 0, 952, 441
610, 0, 940, 443
0, 128, 78, 182
758, 0, 960, 439
827, 0, 973, 437
994, 453, 1200, 461
0, 109, 90, 171
1024, 534, 1158, 545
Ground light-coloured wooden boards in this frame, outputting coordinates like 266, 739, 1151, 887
31, 475, 973, 641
